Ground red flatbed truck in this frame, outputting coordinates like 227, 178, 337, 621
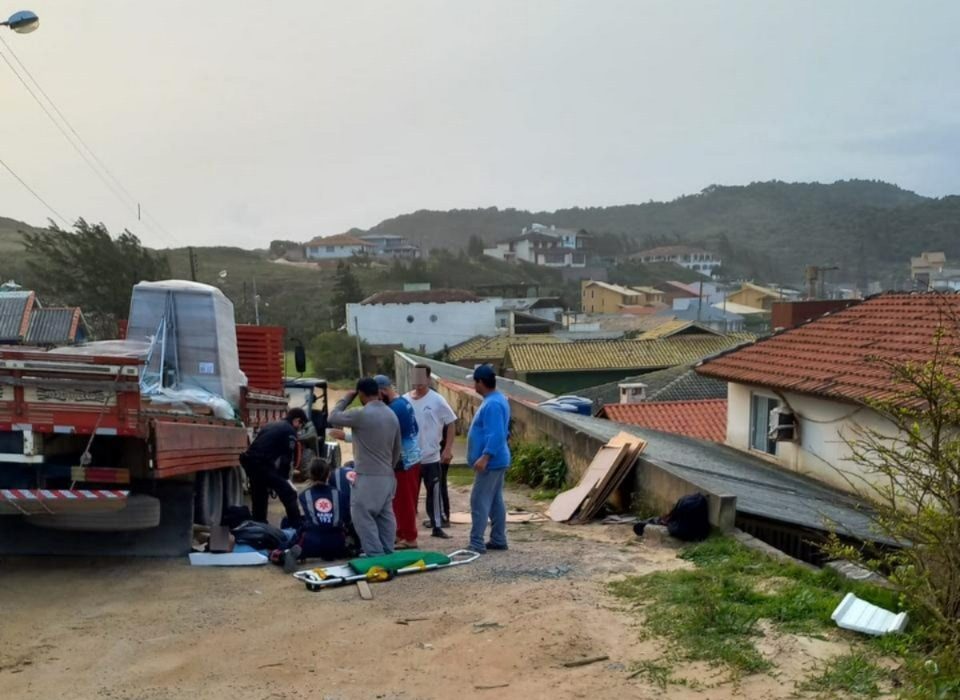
0, 324, 289, 556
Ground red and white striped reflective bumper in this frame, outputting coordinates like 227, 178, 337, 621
1, 488, 129, 502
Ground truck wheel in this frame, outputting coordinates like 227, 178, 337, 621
194, 470, 224, 526
222, 466, 245, 510
26, 494, 162, 532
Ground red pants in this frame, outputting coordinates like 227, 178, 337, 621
393, 464, 421, 543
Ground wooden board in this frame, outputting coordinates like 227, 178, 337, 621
449, 510, 547, 524
575, 433, 647, 523
546, 444, 629, 522
357, 580, 373, 600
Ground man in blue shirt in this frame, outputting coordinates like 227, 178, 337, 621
375, 375, 422, 549
466, 364, 511, 553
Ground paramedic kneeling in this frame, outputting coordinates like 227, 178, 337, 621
240, 408, 306, 527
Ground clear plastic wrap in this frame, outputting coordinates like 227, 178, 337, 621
125, 280, 244, 407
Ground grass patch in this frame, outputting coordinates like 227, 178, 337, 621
446, 465, 474, 487
609, 536, 903, 680
799, 652, 889, 697
530, 488, 560, 501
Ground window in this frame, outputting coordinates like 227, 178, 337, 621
406, 315, 415, 323
326, 246, 336, 253
750, 394, 780, 454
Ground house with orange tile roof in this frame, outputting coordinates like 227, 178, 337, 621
600, 399, 727, 442
696, 292, 960, 494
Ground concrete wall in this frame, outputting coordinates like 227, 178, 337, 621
395, 352, 735, 529
347, 299, 498, 354
726, 381, 896, 494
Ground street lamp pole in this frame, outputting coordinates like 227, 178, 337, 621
1, 10, 39, 33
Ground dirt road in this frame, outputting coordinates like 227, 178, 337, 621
0, 481, 851, 699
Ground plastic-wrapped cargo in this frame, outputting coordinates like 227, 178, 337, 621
125, 280, 245, 407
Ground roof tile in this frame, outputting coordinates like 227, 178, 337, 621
601, 399, 727, 442
506, 333, 754, 373
697, 292, 960, 404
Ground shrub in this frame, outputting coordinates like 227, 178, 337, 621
507, 441, 566, 490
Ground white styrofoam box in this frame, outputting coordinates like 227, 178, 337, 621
831, 592, 908, 635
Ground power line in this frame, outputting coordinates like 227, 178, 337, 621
0, 35, 184, 247
0, 155, 70, 225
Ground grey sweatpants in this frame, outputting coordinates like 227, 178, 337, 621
351, 473, 397, 556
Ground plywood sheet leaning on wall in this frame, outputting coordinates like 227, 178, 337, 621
575, 432, 646, 523
546, 431, 646, 523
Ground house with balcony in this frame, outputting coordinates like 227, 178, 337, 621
358, 233, 421, 259
304, 233, 376, 260
483, 224, 589, 268
632, 245, 721, 276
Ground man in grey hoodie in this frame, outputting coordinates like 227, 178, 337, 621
328, 377, 402, 556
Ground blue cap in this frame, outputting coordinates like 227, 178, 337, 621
470, 364, 496, 382
373, 374, 393, 389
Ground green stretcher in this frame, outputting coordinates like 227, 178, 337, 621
293, 549, 479, 591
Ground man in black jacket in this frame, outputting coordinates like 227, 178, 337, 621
240, 408, 307, 526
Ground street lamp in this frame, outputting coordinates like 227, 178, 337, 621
1, 10, 38, 33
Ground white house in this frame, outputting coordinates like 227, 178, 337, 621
346, 289, 498, 354
696, 293, 954, 495
483, 224, 589, 268
305, 234, 376, 260
632, 245, 721, 276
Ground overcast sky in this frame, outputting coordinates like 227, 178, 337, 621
1, 1, 958, 249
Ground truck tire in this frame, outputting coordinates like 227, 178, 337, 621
26, 494, 162, 532
194, 470, 224, 526
222, 466, 245, 510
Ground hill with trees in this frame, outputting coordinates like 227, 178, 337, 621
364, 179, 955, 284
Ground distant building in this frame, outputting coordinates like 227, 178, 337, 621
346, 288, 497, 354
483, 224, 589, 268
444, 333, 566, 374
657, 305, 745, 333
632, 245, 721, 276
503, 332, 754, 394
580, 281, 665, 314
911, 250, 960, 291
305, 233, 376, 260
0, 290, 87, 346
358, 233, 421, 259
491, 297, 564, 333
725, 282, 787, 311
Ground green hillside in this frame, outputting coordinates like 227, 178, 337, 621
364, 180, 948, 283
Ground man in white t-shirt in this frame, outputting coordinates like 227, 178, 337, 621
406, 364, 457, 539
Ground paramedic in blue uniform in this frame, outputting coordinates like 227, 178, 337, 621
240, 408, 307, 527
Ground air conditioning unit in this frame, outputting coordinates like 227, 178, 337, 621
768, 406, 797, 442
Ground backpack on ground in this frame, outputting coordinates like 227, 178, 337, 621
663, 493, 711, 542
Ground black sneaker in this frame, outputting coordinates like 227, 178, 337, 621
431, 527, 451, 539
485, 541, 508, 551
282, 544, 302, 573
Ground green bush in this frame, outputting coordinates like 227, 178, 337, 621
308, 331, 365, 380
507, 441, 566, 490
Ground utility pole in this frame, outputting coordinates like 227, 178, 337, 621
696, 280, 703, 323
353, 316, 364, 376
252, 277, 260, 326
188, 247, 198, 282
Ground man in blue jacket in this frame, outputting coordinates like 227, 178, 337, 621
467, 364, 511, 553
